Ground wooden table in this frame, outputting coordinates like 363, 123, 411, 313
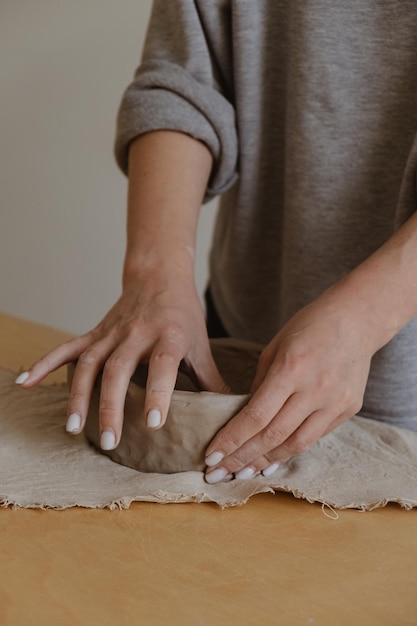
1, 311, 416, 626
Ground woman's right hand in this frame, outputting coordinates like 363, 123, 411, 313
17, 269, 229, 450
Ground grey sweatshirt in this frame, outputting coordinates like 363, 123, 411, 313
115, 0, 417, 430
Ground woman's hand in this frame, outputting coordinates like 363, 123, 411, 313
204, 284, 380, 483
17, 270, 228, 450
204, 207, 417, 484
16, 130, 226, 451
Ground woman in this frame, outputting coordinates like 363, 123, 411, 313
16, 1, 417, 483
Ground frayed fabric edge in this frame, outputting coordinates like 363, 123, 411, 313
0, 487, 274, 511
4, 366, 417, 513
2, 484, 416, 512
272, 485, 417, 512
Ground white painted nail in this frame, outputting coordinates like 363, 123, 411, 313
147, 409, 162, 428
205, 451, 225, 467
262, 463, 280, 477
235, 466, 255, 480
66, 413, 81, 433
223, 473, 234, 482
205, 468, 228, 484
15, 372, 30, 385
100, 430, 116, 450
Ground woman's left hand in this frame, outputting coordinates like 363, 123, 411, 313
204, 285, 380, 483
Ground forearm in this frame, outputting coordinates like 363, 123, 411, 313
122, 130, 213, 288
326, 211, 417, 351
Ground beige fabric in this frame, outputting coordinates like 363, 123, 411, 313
1, 362, 417, 510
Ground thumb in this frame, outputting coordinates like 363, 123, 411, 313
193, 346, 232, 395
250, 349, 273, 394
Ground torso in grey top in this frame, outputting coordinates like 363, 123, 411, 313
115, 0, 417, 430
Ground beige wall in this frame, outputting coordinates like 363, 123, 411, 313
0, 0, 216, 335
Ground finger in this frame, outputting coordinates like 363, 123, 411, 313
98, 342, 143, 450
205, 393, 309, 481
65, 338, 115, 434
16, 332, 95, 387
262, 409, 333, 465
144, 338, 184, 430
322, 409, 354, 436
250, 347, 274, 394
204, 370, 293, 468
192, 343, 231, 394
238, 409, 344, 481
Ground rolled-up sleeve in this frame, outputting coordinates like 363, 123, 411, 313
114, 0, 238, 201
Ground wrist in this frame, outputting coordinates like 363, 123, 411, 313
324, 270, 402, 354
122, 247, 195, 292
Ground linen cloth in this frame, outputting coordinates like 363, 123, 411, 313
1, 367, 417, 511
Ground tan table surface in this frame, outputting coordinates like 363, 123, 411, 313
0, 311, 416, 626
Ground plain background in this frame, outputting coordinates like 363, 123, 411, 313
0, 0, 217, 335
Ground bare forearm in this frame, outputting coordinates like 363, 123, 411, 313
325, 211, 417, 351
123, 130, 213, 288
21, 132, 225, 453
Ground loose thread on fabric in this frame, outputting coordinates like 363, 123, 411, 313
321, 502, 339, 520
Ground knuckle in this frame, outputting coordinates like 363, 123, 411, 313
244, 405, 269, 428
87, 327, 100, 341
351, 399, 363, 415
219, 430, 241, 451
147, 383, 171, 396
103, 355, 131, 375
315, 373, 332, 393
98, 405, 118, 421
152, 350, 178, 366
69, 390, 87, 404
261, 424, 286, 449
123, 322, 142, 340
163, 329, 187, 351
165, 321, 186, 339
78, 350, 100, 367
338, 387, 353, 405
347, 397, 363, 416
349, 394, 363, 415
287, 435, 311, 456
282, 347, 305, 375
35, 354, 52, 372
338, 389, 362, 416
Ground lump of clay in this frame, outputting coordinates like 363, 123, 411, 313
67, 338, 262, 474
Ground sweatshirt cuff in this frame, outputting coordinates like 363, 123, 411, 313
114, 60, 238, 201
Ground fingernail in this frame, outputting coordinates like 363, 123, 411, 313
66, 413, 81, 433
205, 468, 228, 484
262, 463, 280, 477
223, 473, 234, 482
235, 466, 255, 480
147, 409, 161, 428
100, 430, 116, 450
15, 371, 30, 385
205, 451, 224, 467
